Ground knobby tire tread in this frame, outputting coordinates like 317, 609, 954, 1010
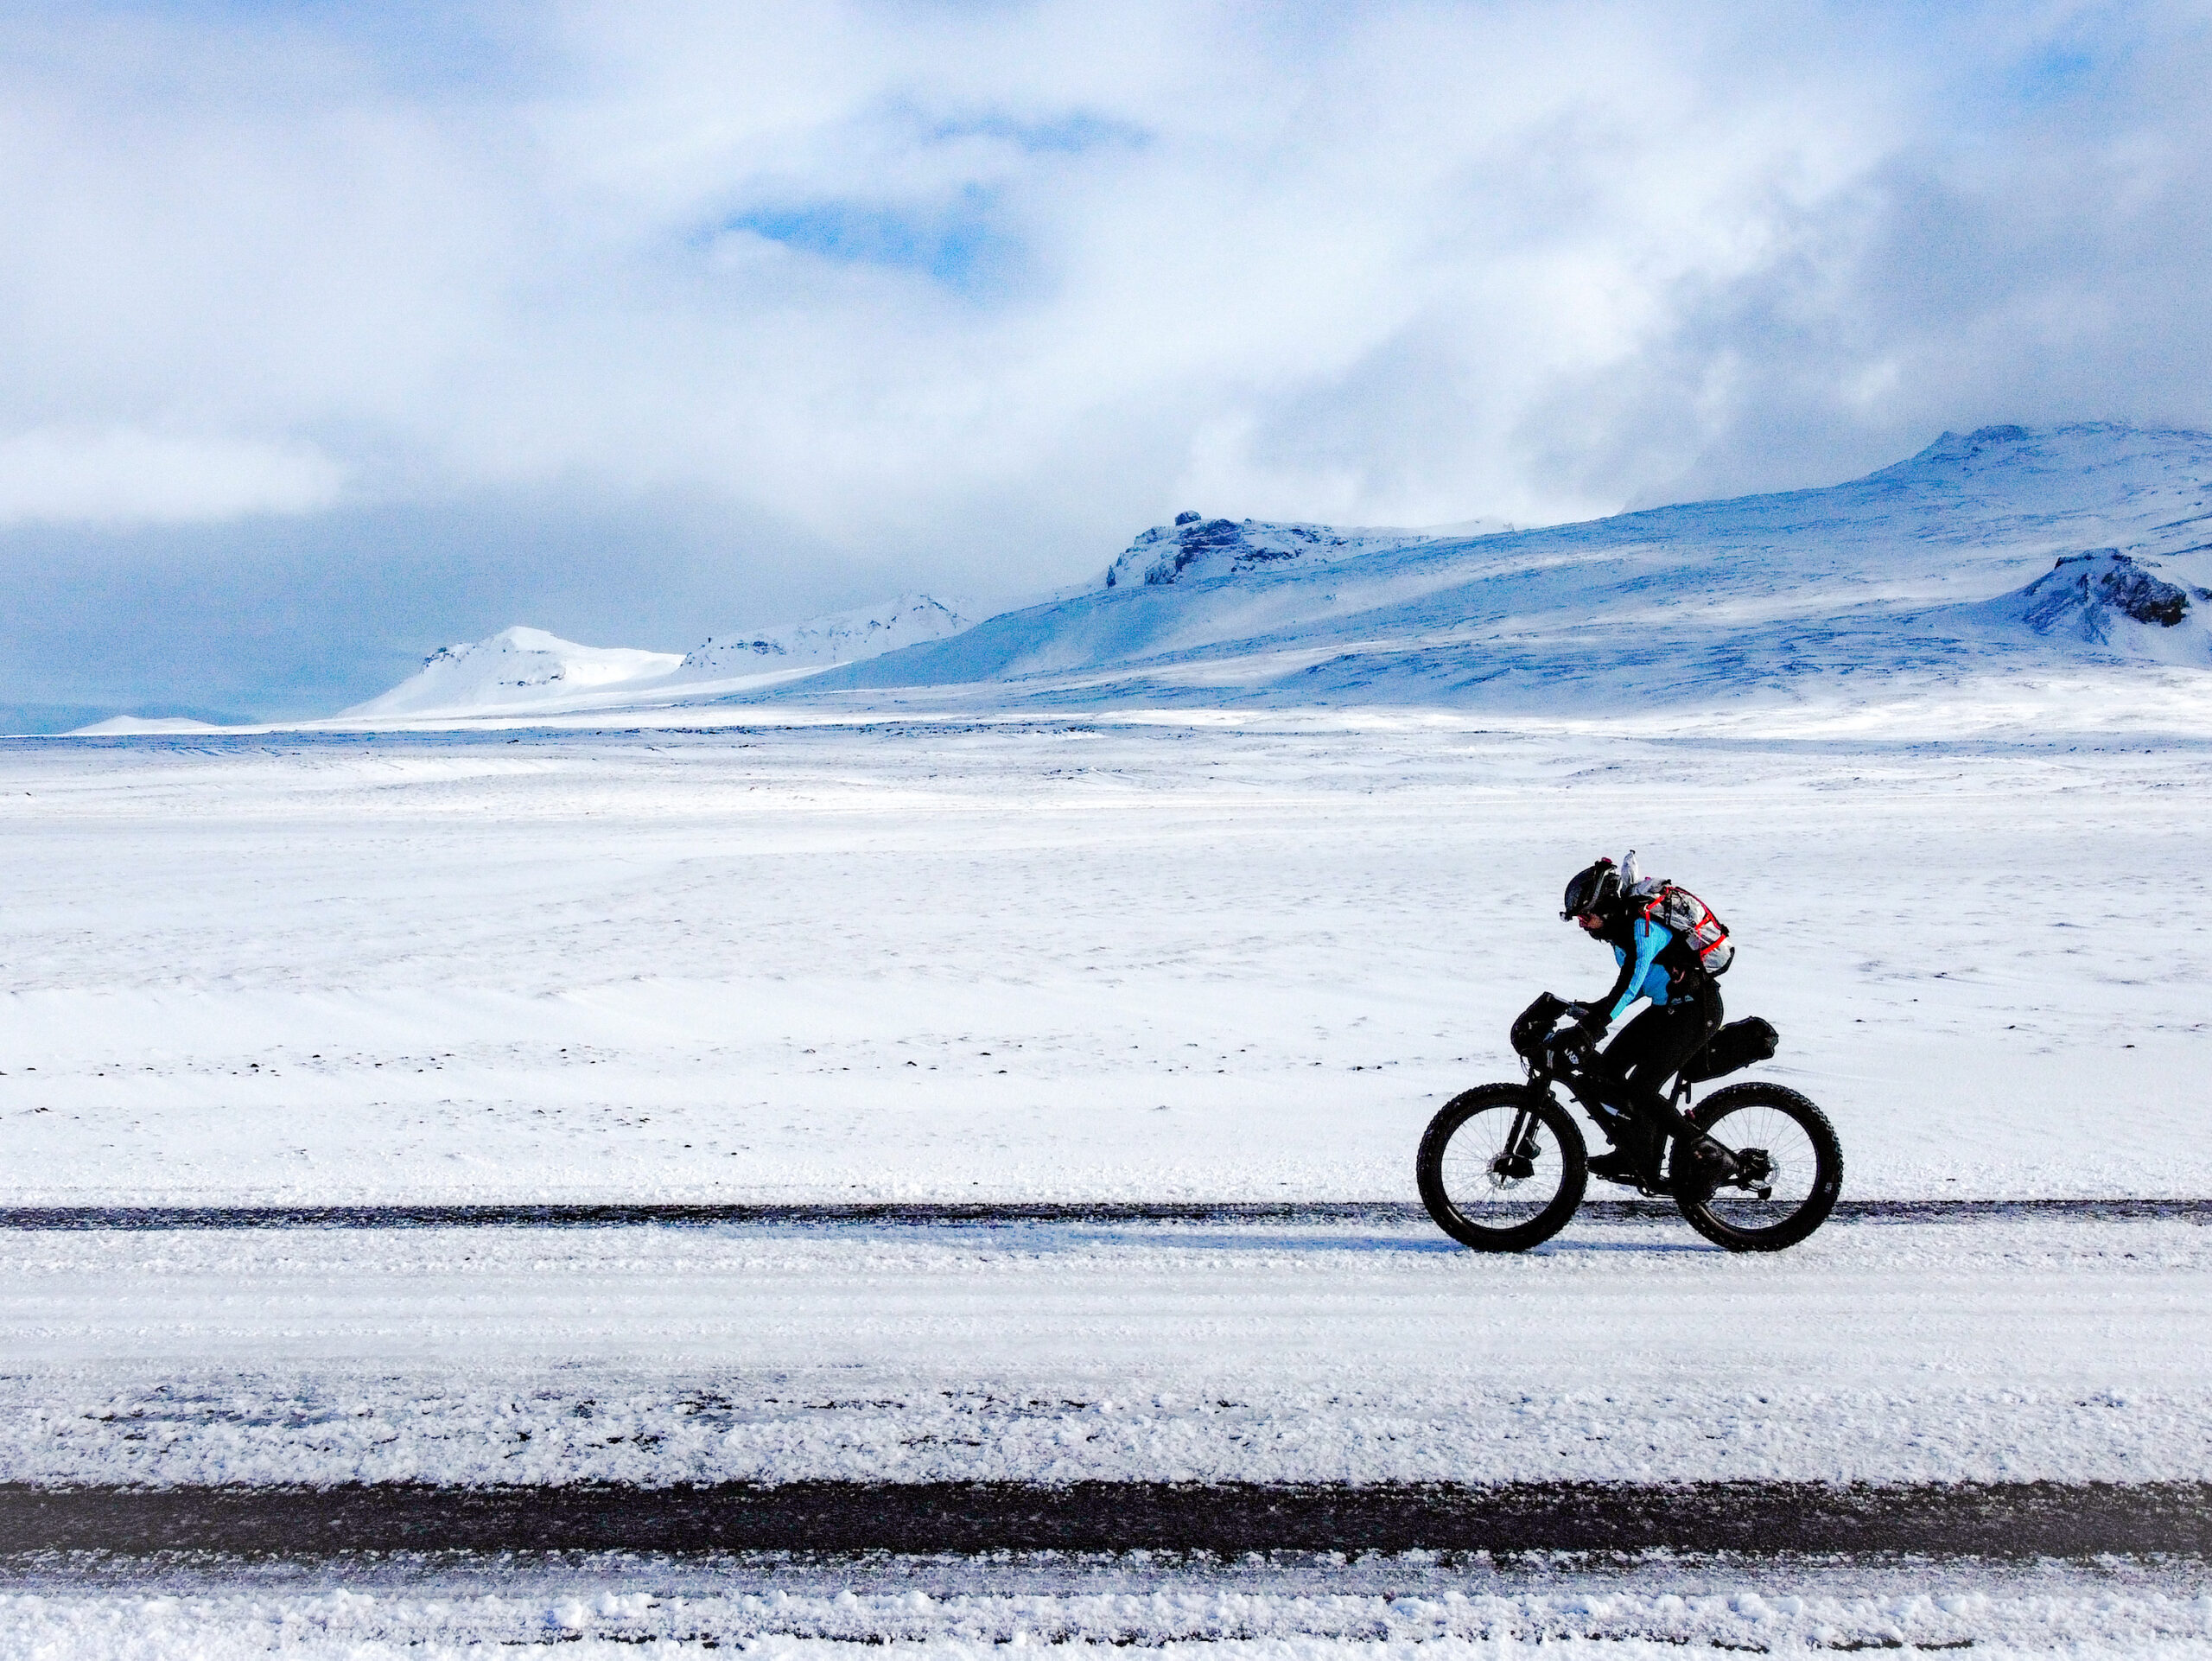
1671, 1081, 1843, 1251
1416, 1083, 1587, 1253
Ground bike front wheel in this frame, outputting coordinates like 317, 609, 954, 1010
1417, 1083, 1587, 1252
1670, 1082, 1843, 1251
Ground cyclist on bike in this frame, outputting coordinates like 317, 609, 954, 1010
1559, 853, 1724, 1186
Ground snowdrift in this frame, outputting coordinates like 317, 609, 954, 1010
804, 422, 2212, 709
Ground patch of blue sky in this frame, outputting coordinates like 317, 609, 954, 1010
1923, 8, 2136, 144
2007, 42, 2098, 105
721, 188, 1026, 297
925, 109, 1150, 156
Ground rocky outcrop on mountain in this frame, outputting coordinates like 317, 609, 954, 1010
2018, 551, 2195, 640
1103, 512, 1497, 589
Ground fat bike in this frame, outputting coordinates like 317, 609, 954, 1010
1416, 991, 1843, 1253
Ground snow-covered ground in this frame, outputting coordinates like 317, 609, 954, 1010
1, 1211, 2205, 1487
5, 679, 2209, 1653
2, 710, 2207, 1204
3, 1558, 2209, 1658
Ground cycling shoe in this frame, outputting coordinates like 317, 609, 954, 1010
1585, 1149, 1649, 1186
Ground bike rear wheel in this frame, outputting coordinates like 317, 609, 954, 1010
1417, 1084, 1587, 1252
1670, 1082, 1842, 1251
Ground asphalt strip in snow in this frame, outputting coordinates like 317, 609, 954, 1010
3, 1198, 2208, 1229
5, 1480, 2210, 1558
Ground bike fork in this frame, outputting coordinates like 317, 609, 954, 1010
1506, 1104, 1541, 1157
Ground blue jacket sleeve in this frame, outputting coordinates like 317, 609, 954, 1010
1607, 918, 1667, 1023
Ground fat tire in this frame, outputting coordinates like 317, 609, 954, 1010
1417, 1083, 1587, 1253
1671, 1081, 1842, 1252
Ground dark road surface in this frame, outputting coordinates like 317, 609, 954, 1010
3, 1199, 2205, 1230
4, 1481, 2207, 1558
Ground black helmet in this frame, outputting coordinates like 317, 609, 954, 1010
1561, 857, 1621, 920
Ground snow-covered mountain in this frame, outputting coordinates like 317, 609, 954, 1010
673, 595, 969, 677
325, 424, 2212, 725
342, 627, 686, 718
799, 423, 2212, 709
340, 597, 970, 721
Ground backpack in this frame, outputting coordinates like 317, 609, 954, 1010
1639, 881, 1734, 977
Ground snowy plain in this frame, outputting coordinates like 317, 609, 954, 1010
8, 692, 2212, 1653
3, 699, 2209, 1491
3, 703, 2208, 1206
0, 728, 2204, 1661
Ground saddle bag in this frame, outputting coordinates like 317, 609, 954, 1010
1678, 1016, 1778, 1084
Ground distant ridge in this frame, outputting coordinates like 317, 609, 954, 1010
796, 422, 2212, 709
303, 423, 2212, 727
674, 595, 968, 678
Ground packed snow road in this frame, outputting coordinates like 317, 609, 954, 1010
7, 1556, 2210, 1659
1, 1210, 2204, 1490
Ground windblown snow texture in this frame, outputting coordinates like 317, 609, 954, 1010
808, 423, 2212, 708
7, 1563, 2205, 1658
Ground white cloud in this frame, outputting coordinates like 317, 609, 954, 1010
0, 428, 345, 526
2, 0, 2209, 707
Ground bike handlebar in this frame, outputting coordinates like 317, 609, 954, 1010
1511, 990, 1596, 1072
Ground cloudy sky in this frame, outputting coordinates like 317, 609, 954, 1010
3, 0, 2209, 721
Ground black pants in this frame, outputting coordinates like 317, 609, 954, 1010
1601, 977, 1723, 1126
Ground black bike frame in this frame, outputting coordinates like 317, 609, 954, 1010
1514, 994, 1739, 1176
